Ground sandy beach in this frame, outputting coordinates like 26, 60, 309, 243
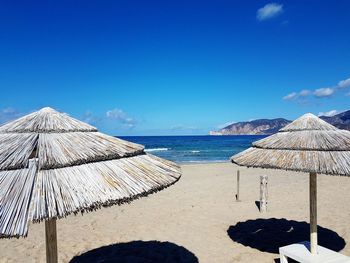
1, 162, 350, 263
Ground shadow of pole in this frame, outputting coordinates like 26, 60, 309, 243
69, 240, 199, 263
227, 218, 346, 254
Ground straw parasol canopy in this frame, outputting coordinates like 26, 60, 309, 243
231, 113, 350, 254
0, 107, 181, 261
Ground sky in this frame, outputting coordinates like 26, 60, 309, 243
0, 0, 349, 135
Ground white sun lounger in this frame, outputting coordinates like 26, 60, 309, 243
279, 241, 350, 263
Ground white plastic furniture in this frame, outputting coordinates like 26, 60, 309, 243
279, 241, 350, 263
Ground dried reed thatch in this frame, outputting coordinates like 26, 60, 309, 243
231, 113, 350, 254
231, 113, 350, 176
0, 107, 181, 238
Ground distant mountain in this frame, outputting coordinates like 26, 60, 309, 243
319, 110, 350, 130
210, 110, 350, 135
210, 118, 291, 135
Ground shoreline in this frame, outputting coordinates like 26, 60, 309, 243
178, 160, 230, 165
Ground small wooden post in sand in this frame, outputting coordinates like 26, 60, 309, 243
310, 172, 318, 254
260, 175, 268, 212
45, 219, 58, 263
236, 170, 241, 201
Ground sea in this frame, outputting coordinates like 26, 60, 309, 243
120, 135, 267, 164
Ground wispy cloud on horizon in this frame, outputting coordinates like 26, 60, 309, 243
257, 3, 283, 21
170, 125, 198, 132
283, 76, 350, 102
106, 108, 137, 129
0, 107, 23, 125
217, 121, 236, 129
81, 110, 102, 126
318, 109, 341, 117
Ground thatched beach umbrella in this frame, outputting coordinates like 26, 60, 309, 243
231, 113, 350, 254
0, 107, 181, 262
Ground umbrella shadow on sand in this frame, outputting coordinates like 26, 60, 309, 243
69, 240, 199, 263
227, 218, 346, 254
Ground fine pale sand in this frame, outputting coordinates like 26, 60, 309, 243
1, 162, 350, 263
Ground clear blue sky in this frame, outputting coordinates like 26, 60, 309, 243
0, 0, 349, 135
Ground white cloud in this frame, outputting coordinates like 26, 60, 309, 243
283, 92, 297, 100
318, 110, 339, 117
257, 3, 283, 21
338, 77, 350, 89
313, 88, 335, 98
82, 111, 101, 125
299, 89, 311, 97
283, 89, 311, 102
106, 108, 136, 128
0, 107, 22, 125
217, 121, 235, 129
171, 125, 198, 131
283, 76, 350, 103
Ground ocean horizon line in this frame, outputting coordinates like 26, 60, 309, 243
119, 135, 265, 164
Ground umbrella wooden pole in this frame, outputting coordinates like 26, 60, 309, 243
236, 170, 240, 201
310, 172, 318, 254
260, 175, 268, 213
45, 219, 58, 263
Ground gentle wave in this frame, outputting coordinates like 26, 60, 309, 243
145, 148, 169, 152
181, 160, 229, 164
121, 135, 266, 163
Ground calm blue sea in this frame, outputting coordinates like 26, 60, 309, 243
119, 135, 267, 164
